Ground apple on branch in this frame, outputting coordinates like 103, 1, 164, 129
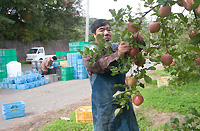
196, 57, 200, 66
125, 76, 137, 87
132, 94, 144, 106
188, 29, 199, 38
161, 54, 173, 66
127, 22, 139, 34
134, 58, 146, 67
159, 5, 171, 18
149, 22, 160, 33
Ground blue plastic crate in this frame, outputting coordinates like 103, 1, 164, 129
8, 84, 17, 89
1, 83, 8, 88
2, 101, 25, 120
44, 78, 49, 85
29, 82, 35, 89
16, 83, 29, 90
39, 78, 45, 86
35, 81, 40, 87
52, 62, 59, 67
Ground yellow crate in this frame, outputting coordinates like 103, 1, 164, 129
75, 106, 93, 123
60, 61, 67, 67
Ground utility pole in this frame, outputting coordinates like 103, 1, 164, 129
85, 0, 89, 42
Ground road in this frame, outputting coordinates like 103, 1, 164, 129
0, 79, 92, 130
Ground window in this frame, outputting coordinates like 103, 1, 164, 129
38, 49, 43, 53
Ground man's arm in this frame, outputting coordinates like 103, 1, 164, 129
82, 52, 119, 74
82, 41, 131, 74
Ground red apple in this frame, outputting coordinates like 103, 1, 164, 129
127, 22, 139, 34
132, 33, 144, 43
196, 57, 200, 66
132, 94, 144, 106
161, 54, 173, 66
126, 77, 137, 87
188, 29, 199, 38
129, 47, 139, 56
149, 22, 160, 33
159, 5, 171, 17
125, 76, 131, 85
134, 58, 146, 67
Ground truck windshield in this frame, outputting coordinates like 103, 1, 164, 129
27, 49, 38, 54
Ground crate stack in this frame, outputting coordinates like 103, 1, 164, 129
0, 69, 49, 90
69, 42, 91, 52
56, 51, 68, 60
0, 49, 17, 83
60, 67, 74, 81
67, 42, 91, 79
67, 53, 88, 79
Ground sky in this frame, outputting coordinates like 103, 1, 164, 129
81, 0, 187, 20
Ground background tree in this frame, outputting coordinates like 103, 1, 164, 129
0, 0, 83, 42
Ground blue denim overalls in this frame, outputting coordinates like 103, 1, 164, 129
89, 43, 139, 131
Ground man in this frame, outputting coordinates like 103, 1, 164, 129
82, 19, 139, 131
41, 56, 57, 75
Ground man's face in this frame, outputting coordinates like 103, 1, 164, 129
93, 24, 112, 43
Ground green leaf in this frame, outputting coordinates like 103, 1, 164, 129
186, 46, 200, 52
139, 83, 145, 88
147, 66, 156, 70
194, 0, 200, 5
190, 108, 199, 116
147, 0, 154, 4
113, 91, 124, 98
114, 108, 122, 117
77, 49, 84, 55
147, 47, 157, 53
144, 75, 152, 83
54, 0, 57, 4
49, 1, 53, 5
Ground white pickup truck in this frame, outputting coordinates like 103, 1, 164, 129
26, 47, 55, 63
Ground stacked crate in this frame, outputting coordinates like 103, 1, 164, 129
67, 42, 91, 79
1, 69, 49, 90
69, 42, 91, 52
67, 53, 88, 79
60, 67, 74, 81
0, 49, 17, 83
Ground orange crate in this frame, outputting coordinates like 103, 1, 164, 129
75, 106, 93, 123
60, 61, 67, 67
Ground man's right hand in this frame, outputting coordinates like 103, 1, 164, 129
118, 41, 131, 57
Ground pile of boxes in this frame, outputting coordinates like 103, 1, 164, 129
0, 49, 17, 83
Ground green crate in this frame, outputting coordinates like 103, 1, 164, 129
0, 49, 2, 56
56, 51, 68, 57
61, 73, 74, 81
69, 42, 90, 47
2, 49, 16, 56
0, 71, 7, 79
61, 67, 73, 74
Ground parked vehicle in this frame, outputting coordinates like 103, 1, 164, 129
26, 47, 55, 63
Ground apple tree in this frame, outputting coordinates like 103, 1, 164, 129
78, 0, 200, 116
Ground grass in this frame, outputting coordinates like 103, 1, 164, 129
39, 69, 200, 131
39, 112, 93, 131
140, 80, 200, 115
